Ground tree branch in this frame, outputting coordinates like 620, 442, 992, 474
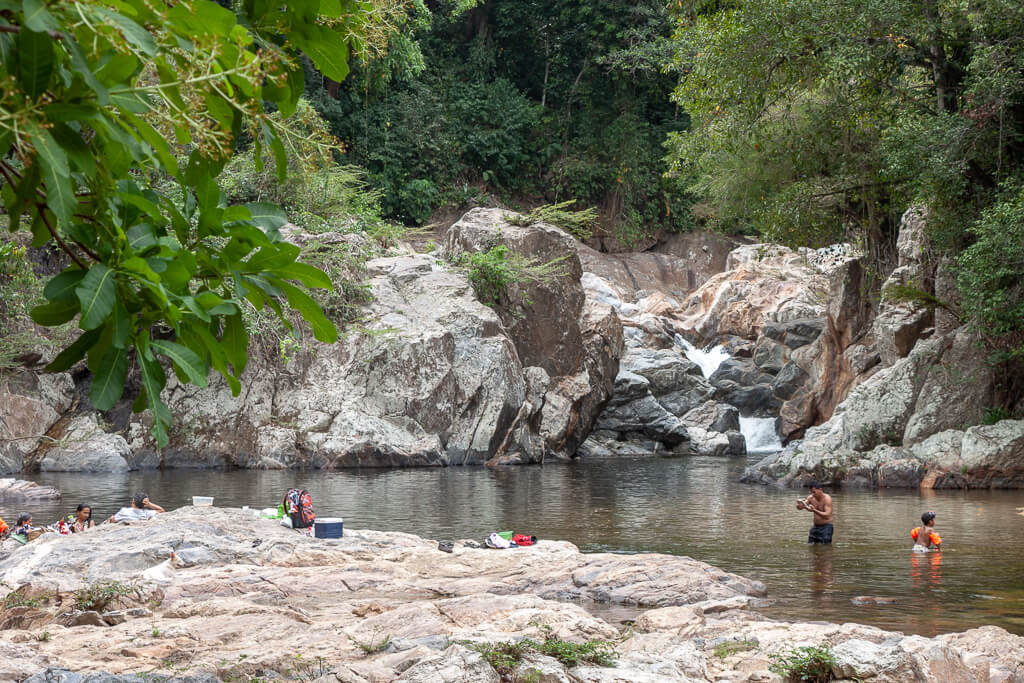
0, 24, 64, 40
35, 203, 88, 269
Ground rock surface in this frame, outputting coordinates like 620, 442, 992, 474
0, 478, 61, 501
0, 371, 75, 475
38, 414, 131, 472
743, 330, 1008, 489
0, 508, 1020, 683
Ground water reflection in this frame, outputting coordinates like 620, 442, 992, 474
3, 457, 1023, 636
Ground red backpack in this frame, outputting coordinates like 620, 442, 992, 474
283, 488, 315, 529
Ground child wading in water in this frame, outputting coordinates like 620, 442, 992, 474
911, 511, 942, 552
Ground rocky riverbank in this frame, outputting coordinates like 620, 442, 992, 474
1, 508, 1022, 682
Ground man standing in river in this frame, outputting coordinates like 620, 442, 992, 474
796, 481, 833, 544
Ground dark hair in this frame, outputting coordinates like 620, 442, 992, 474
132, 492, 148, 508
921, 511, 936, 525
16, 513, 31, 526
76, 503, 93, 522
808, 481, 823, 490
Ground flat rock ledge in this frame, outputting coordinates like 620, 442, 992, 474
0, 477, 61, 501
0, 509, 1020, 682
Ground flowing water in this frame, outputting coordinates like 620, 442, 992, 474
6, 457, 1024, 637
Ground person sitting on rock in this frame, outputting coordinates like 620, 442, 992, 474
108, 492, 165, 523
71, 503, 95, 532
14, 513, 32, 536
911, 511, 942, 552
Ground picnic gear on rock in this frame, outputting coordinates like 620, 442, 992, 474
512, 534, 537, 546
486, 532, 512, 549
437, 540, 455, 553
283, 488, 315, 529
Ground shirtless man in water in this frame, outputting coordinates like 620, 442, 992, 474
796, 481, 833, 544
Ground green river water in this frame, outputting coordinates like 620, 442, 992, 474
4, 455, 1023, 637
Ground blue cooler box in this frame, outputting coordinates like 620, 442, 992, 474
314, 517, 344, 538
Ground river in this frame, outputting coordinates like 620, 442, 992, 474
5, 456, 1023, 637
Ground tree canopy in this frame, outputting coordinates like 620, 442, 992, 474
0, 0, 402, 445
668, 0, 1024, 356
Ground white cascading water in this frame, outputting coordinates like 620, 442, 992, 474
674, 334, 783, 454
738, 415, 784, 454
674, 335, 730, 379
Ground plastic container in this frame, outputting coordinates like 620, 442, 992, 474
192, 496, 214, 506
313, 517, 344, 539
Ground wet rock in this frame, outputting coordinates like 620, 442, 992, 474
681, 401, 740, 433
1, 371, 75, 474
771, 362, 809, 401
713, 382, 780, 418
762, 318, 825, 350
751, 337, 787, 375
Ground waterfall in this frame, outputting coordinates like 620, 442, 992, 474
739, 416, 783, 454
674, 334, 783, 454
674, 335, 730, 379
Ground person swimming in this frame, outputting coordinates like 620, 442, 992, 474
911, 511, 942, 552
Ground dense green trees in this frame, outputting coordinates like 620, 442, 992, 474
0, 0, 400, 444
668, 0, 1024, 357
311, 0, 693, 242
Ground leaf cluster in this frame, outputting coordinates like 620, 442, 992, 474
0, 1, 401, 445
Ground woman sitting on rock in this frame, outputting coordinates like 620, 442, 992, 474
14, 513, 32, 536
71, 503, 95, 532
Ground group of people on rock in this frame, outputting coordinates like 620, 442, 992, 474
0, 492, 165, 543
795, 480, 942, 552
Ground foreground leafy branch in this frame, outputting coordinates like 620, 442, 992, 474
0, 0, 400, 445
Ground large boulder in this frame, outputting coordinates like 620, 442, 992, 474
137, 253, 534, 467
445, 209, 623, 460
39, 414, 131, 472
0, 371, 75, 474
0, 478, 61, 501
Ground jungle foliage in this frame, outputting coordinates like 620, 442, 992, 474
668, 0, 1024, 358
308, 0, 694, 243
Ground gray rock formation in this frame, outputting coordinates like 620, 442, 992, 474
0, 371, 75, 474
0, 508, 1020, 683
39, 414, 131, 472
872, 207, 935, 367
142, 253, 534, 468
0, 478, 61, 501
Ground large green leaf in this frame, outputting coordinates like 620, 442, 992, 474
150, 339, 209, 387
221, 312, 249, 375
45, 329, 100, 373
271, 278, 339, 343
22, 0, 58, 33
43, 269, 87, 302
30, 300, 79, 326
138, 354, 171, 447
27, 123, 75, 228
90, 345, 130, 410
15, 26, 53, 99
292, 24, 349, 82
75, 263, 117, 330
273, 261, 333, 289
245, 202, 288, 236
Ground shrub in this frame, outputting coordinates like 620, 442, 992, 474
457, 245, 569, 307
768, 645, 836, 683
72, 580, 145, 613
507, 200, 599, 241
